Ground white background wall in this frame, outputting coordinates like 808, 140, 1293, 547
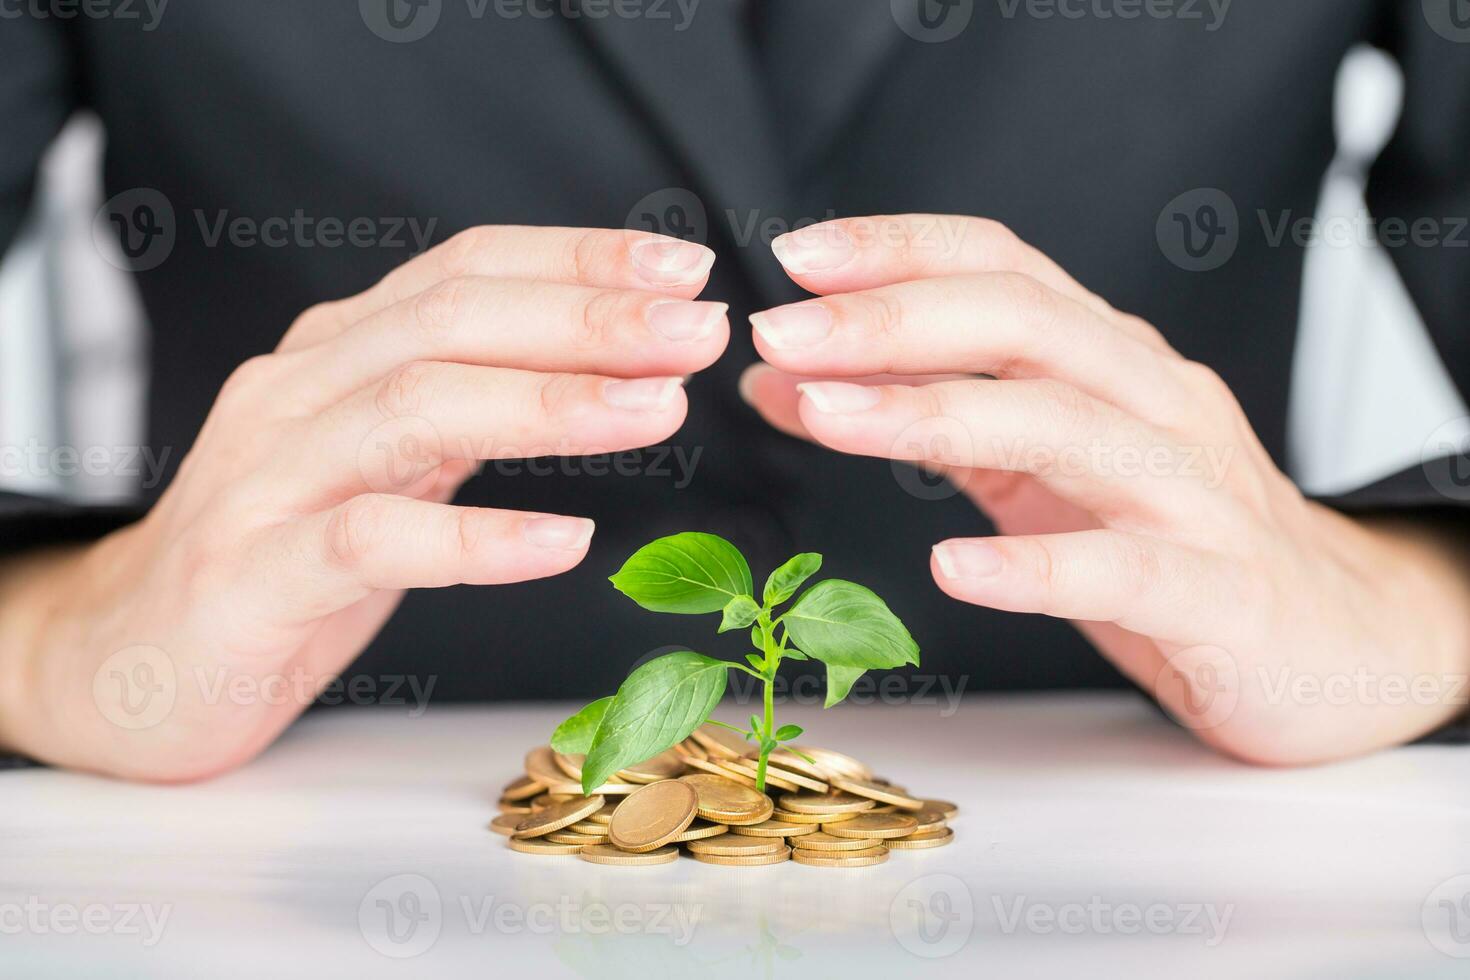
1, 47, 1464, 503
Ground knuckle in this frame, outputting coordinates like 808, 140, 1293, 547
996, 271, 1060, 335
851, 291, 905, 341
436, 227, 497, 279
1115, 537, 1163, 596
453, 507, 486, 558
219, 354, 279, 403
411, 277, 474, 338
375, 361, 435, 419
574, 289, 632, 350
973, 218, 1022, 264
566, 228, 615, 284
1034, 379, 1097, 435
536, 372, 584, 418
324, 496, 383, 570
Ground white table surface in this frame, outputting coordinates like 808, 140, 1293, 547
3, 693, 1468, 978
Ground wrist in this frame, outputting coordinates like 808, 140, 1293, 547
0, 544, 85, 758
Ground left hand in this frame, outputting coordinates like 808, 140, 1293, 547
741, 214, 1470, 765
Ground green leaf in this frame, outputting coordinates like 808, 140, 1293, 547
749, 715, 762, 739
763, 552, 822, 606
824, 664, 866, 708
745, 653, 765, 671
779, 647, 808, 661
582, 651, 729, 792
783, 580, 920, 670
774, 724, 803, 741
609, 532, 754, 615
549, 696, 612, 754
718, 594, 761, 633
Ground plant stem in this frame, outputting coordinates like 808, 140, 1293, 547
754, 612, 779, 793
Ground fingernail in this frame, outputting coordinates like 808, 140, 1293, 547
797, 382, 880, 414
632, 240, 714, 285
737, 366, 762, 406
602, 376, 683, 411
772, 226, 856, 274
751, 305, 832, 350
933, 541, 1004, 580
523, 516, 595, 551
647, 300, 725, 342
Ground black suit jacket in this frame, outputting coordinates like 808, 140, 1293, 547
2, 1, 1468, 705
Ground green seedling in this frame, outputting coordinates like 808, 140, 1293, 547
550, 532, 920, 794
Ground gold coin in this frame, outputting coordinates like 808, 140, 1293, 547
682, 756, 741, 779
689, 723, 755, 760
708, 761, 768, 791
489, 814, 521, 836
909, 810, 948, 835
821, 813, 919, 840
508, 837, 584, 856
553, 752, 585, 780
791, 845, 889, 868
674, 737, 708, 761
501, 775, 544, 801
770, 808, 856, 826
922, 799, 959, 818
691, 846, 791, 867
777, 791, 876, 815
524, 745, 565, 786
788, 745, 871, 780
618, 748, 688, 783
684, 833, 786, 857
564, 820, 606, 835
719, 759, 825, 794
670, 819, 728, 843
766, 751, 832, 783
789, 832, 874, 852
729, 820, 817, 839
828, 776, 924, 811
579, 844, 680, 867
609, 780, 699, 852
886, 828, 955, 850
529, 793, 578, 810
512, 795, 606, 839
498, 799, 533, 816
679, 774, 774, 825
542, 781, 639, 796
546, 830, 611, 845
585, 802, 619, 826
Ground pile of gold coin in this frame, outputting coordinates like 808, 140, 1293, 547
490, 724, 957, 869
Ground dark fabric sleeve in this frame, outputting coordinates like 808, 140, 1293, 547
0, 18, 144, 561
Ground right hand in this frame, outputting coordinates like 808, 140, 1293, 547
0, 226, 727, 781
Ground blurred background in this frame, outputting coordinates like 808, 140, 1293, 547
2, 45, 1464, 506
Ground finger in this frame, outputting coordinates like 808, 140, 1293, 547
930, 530, 1222, 642
266, 497, 595, 620
280, 227, 716, 351
738, 363, 966, 444
280, 364, 687, 504
770, 215, 1170, 352
284, 277, 728, 409
751, 273, 1186, 424
793, 378, 1211, 522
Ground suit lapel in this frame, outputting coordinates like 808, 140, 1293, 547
757, 0, 908, 176
569, 0, 795, 298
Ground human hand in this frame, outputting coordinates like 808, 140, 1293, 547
0, 226, 728, 780
741, 215, 1470, 764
